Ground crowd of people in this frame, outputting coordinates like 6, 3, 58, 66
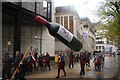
2, 50, 51, 80
2, 49, 106, 79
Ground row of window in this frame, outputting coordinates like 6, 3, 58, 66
96, 41, 104, 44
96, 46, 104, 49
56, 16, 73, 33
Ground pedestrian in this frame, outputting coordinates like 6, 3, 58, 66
56, 52, 66, 78
38, 53, 44, 70
45, 52, 51, 71
12, 51, 28, 80
85, 52, 91, 67
2, 52, 14, 80
79, 52, 86, 76
26, 53, 33, 75
93, 51, 102, 71
31, 49, 36, 68
75, 53, 79, 62
69, 51, 74, 68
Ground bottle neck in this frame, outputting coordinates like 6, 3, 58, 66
35, 16, 48, 25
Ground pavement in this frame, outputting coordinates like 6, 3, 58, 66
25, 55, 118, 79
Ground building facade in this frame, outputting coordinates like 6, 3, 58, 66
95, 30, 118, 53
2, 1, 55, 58
80, 18, 96, 53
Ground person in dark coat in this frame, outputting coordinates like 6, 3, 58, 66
69, 51, 74, 68
56, 52, 66, 78
79, 52, 86, 76
26, 53, 33, 75
38, 53, 44, 70
45, 52, 51, 71
12, 51, 28, 80
85, 52, 91, 67
2, 52, 14, 80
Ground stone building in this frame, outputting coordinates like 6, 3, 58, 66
80, 18, 96, 53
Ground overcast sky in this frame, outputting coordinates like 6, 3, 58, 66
54, 0, 105, 22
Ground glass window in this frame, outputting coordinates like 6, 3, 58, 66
96, 46, 98, 49
99, 46, 101, 49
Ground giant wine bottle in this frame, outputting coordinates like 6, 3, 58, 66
35, 16, 82, 52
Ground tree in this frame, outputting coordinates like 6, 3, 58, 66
97, 0, 120, 49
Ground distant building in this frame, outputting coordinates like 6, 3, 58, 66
80, 18, 96, 53
95, 30, 118, 53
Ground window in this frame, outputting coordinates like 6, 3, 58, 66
96, 46, 98, 49
102, 46, 104, 49
99, 46, 101, 49
69, 16, 73, 33
64, 16, 68, 29
61, 17, 63, 26
56, 17, 60, 24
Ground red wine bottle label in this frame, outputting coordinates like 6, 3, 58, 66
57, 25, 73, 42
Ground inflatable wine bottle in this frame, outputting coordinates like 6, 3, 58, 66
35, 16, 82, 52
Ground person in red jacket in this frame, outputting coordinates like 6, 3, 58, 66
56, 52, 66, 78
69, 51, 74, 68
79, 52, 86, 76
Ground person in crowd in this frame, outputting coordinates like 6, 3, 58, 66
2, 52, 14, 80
45, 52, 51, 71
12, 51, 28, 80
93, 51, 102, 71
56, 52, 66, 78
79, 52, 86, 76
38, 53, 45, 70
31, 49, 36, 68
34, 52, 38, 63
85, 52, 91, 67
26, 53, 33, 75
75, 53, 79, 62
69, 51, 74, 68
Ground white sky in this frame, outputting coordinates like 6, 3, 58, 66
54, 0, 105, 22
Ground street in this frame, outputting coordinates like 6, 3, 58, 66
25, 55, 118, 79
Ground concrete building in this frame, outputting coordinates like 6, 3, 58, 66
95, 30, 118, 53
2, 1, 55, 59
80, 18, 96, 53
55, 5, 95, 53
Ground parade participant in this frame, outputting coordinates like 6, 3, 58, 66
69, 51, 74, 68
56, 52, 66, 78
2, 52, 13, 80
45, 52, 51, 71
38, 53, 43, 70
75, 53, 79, 62
26, 53, 33, 75
79, 52, 86, 76
31, 49, 36, 68
93, 51, 102, 71
12, 51, 28, 80
85, 52, 91, 67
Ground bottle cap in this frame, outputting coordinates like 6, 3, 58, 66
35, 16, 47, 24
